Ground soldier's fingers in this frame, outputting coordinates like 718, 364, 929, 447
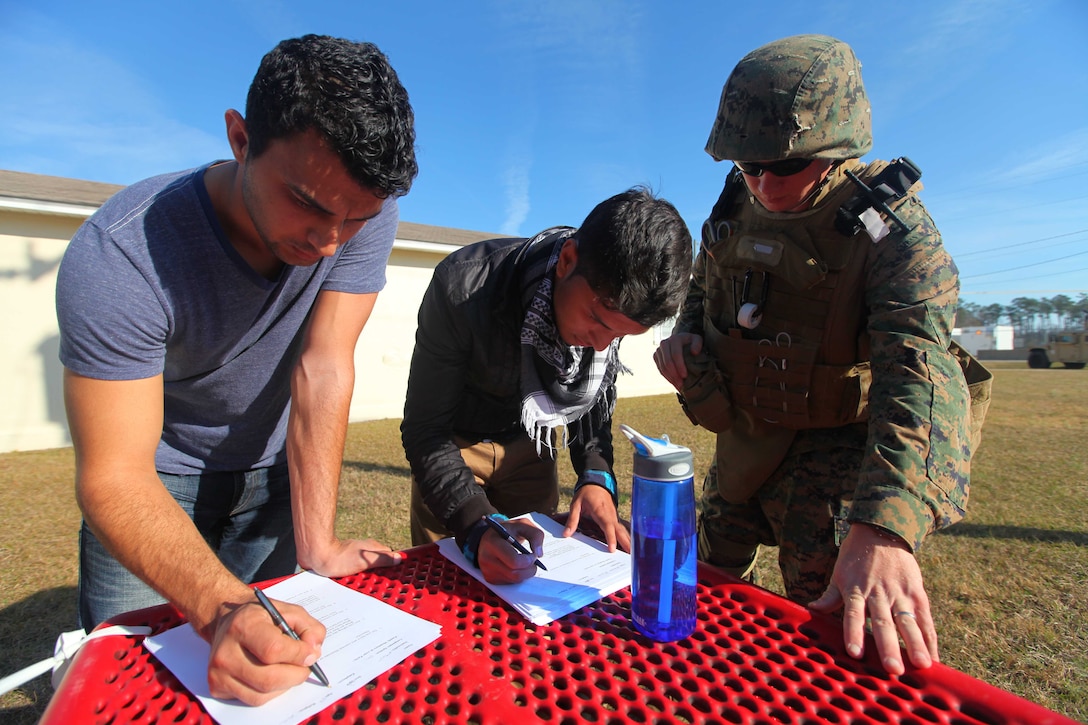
869, 603, 905, 675
840, 587, 868, 659
653, 346, 683, 385
892, 610, 932, 669
671, 343, 692, 378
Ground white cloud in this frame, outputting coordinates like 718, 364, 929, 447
994, 128, 1088, 184
501, 157, 532, 236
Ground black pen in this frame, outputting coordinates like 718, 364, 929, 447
252, 587, 331, 688
481, 516, 547, 570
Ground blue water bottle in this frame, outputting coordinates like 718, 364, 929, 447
621, 424, 697, 642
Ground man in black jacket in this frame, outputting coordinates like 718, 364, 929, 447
401, 187, 692, 584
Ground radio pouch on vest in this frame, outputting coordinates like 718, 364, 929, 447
836, 157, 922, 241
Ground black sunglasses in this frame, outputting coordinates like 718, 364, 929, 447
734, 158, 814, 178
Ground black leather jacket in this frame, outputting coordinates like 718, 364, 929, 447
400, 231, 615, 540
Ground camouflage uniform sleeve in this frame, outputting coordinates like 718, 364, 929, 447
672, 244, 711, 336
849, 194, 972, 551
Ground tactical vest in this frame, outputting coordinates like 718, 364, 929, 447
699, 160, 907, 431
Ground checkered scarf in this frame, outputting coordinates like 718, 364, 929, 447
517, 228, 625, 456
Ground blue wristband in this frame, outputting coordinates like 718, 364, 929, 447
575, 469, 618, 505
461, 512, 509, 567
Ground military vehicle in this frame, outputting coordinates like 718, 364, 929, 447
1027, 330, 1088, 369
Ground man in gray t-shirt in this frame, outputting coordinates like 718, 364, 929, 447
55, 35, 417, 705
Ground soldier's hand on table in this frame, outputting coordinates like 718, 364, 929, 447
809, 522, 938, 675
564, 483, 631, 553
478, 518, 545, 585
653, 333, 703, 390
302, 537, 403, 578
206, 598, 326, 705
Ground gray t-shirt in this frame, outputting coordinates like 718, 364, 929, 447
57, 163, 398, 474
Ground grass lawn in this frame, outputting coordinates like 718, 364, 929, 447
1, 361, 1085, 722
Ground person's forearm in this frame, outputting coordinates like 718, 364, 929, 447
406, 432, 495, 539
66, 370, 252, 640
851, 332, 970, 549
287, 354, 353, 571
569, 421, 614, 478
77, 470, 251, 639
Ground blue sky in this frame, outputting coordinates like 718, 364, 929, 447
2, 0, 1086, 309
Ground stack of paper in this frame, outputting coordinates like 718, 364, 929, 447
437, 511, 632, 625
144, 570, 441, 725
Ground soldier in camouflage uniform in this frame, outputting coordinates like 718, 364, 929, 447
654, 35, 975, 675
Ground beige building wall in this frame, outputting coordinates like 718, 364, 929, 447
0, 205, 84, 452
0, 170, 674, 454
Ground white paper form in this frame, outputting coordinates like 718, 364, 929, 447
437, 511, 631, 625
143, 570, 441, 725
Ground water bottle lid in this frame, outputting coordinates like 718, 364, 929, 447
620, 424, 693, 482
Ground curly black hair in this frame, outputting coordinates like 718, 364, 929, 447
244, 34, 418, 198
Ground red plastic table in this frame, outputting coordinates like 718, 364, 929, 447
42, 543, 1075, 724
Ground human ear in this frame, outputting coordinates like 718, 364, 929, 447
556, 237, 579, 279
223, 109, 250, 163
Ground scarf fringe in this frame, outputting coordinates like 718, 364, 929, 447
521, 374, 623, 457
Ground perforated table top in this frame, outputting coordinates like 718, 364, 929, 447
42, 543, 1075, 725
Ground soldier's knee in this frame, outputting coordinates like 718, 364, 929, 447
698, 526, 759, 580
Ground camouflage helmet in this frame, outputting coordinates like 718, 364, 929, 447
705, 34, 872, 162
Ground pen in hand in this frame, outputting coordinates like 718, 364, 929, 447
481, 516, 547, 570
252, 587, 330, 688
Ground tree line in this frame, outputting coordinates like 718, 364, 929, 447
956, 293, 1088, 334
